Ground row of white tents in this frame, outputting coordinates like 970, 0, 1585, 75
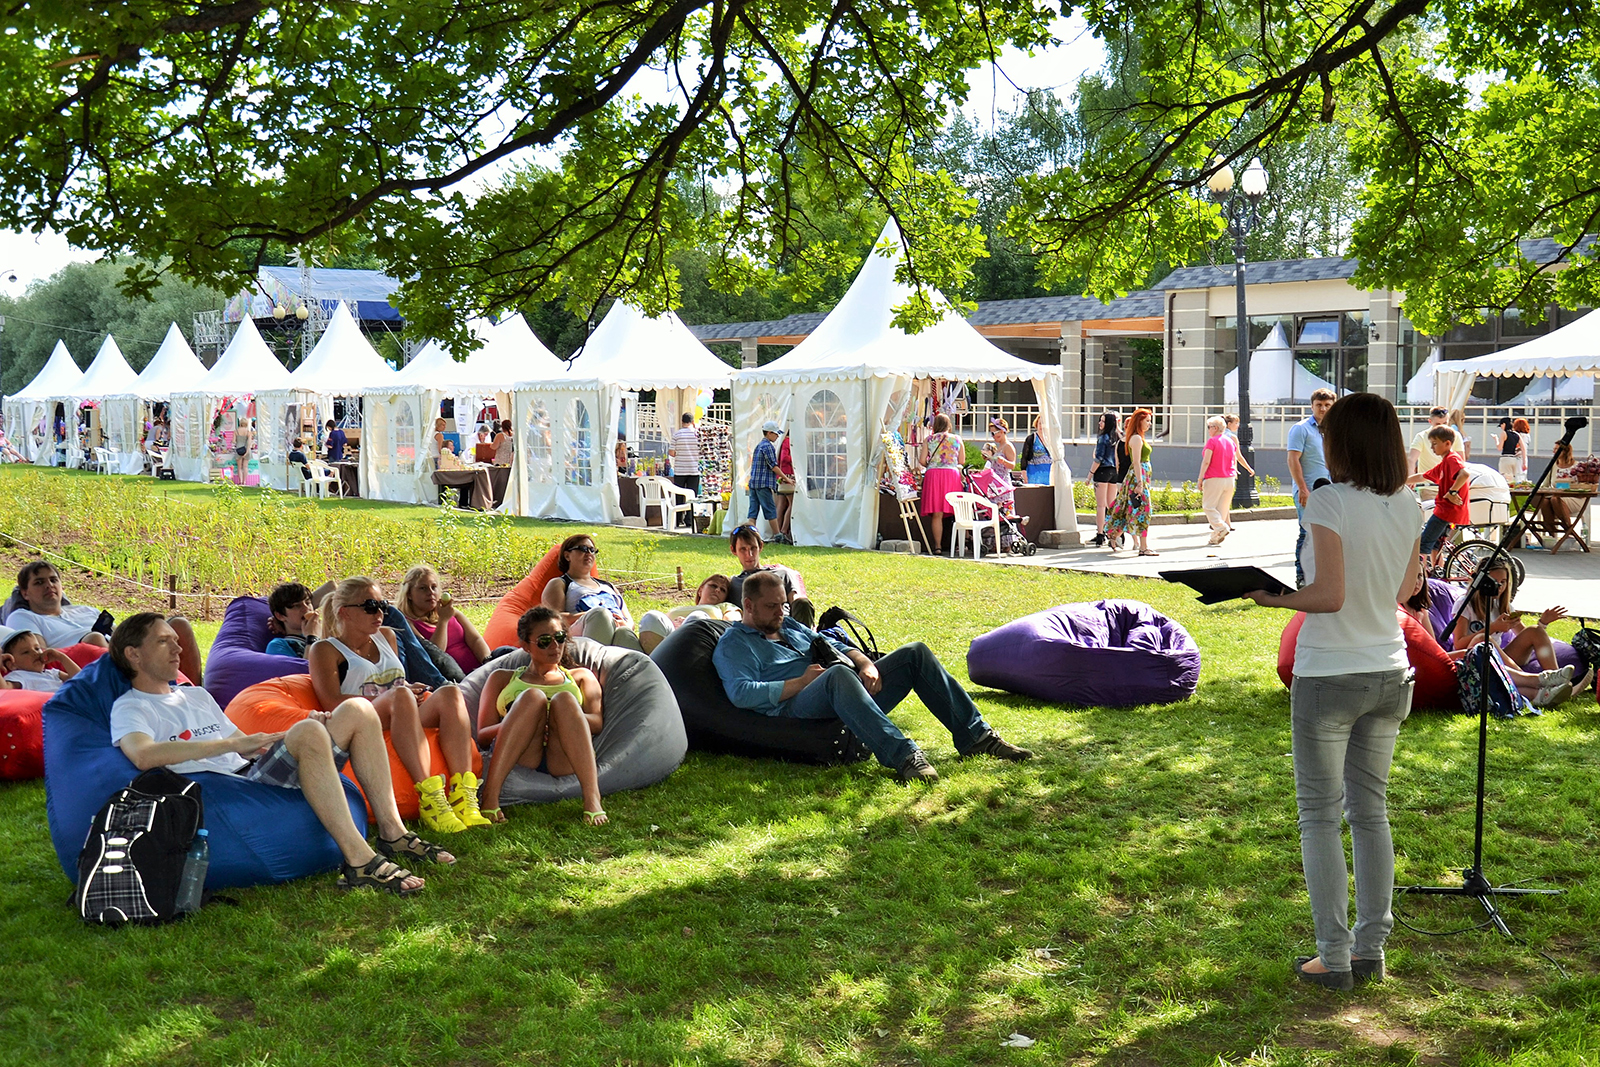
1, 223, 1075, 546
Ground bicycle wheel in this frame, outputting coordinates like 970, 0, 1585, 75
1443, 539, 1526, 587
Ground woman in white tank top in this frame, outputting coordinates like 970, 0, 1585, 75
309, 577, 488, 837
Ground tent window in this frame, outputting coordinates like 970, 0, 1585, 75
805, 389, 847, 500
394, 403, 416, 469
526, 399, 553, 483
564, 398, 592, 486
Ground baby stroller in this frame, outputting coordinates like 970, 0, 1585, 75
964, 466, 1037, 556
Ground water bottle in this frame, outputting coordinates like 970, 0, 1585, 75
175, 829, 210, 915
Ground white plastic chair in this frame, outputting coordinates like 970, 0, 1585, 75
637, 475, 695, 530
88, 447, 110, 474
148, 448, 170, 478
946, 491, 1001, 560
306, 459, 344, 499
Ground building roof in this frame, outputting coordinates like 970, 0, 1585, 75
1153, 256, 1360, 290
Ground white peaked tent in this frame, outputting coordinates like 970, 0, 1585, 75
512, 302, 735, 523
1224, 323, 1339, 404
4, 341, 82, 463
732, 222, 1069, 549
1505, 374, 1595, 406
255, 304, 398, 489
1405, 350, 1440, 404
169, 318, 292, 482
361, 314, 567, 506
60, 335, 140, 468
102, 324, 208, 473
1434, 309, 1600, 414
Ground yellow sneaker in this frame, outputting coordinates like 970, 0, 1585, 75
414, 774, 468, 834
448, 771, 493, 828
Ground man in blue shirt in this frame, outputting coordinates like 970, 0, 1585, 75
746, 420, 787, 540
325, 420, 348, 464
1286, 388, 1335, 586
713, 571, 1032, 782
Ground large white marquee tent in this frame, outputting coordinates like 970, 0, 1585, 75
361, 314, 567, 506
511, 302, 735, 524
169, 319, 292, 482
101, 323, 209, 474
731, 223, 1071, 549
1434, 309, 1600, 415
3, 341, 83, 463
255, 303, 398, 489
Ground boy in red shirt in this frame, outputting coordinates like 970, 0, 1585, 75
1408, 426, 1472, 566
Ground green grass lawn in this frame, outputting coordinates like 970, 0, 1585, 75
1, 468, 1598, 1065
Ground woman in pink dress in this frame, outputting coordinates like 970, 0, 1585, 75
918, 413, 965, 554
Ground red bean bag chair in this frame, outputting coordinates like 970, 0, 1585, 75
0, 645, 108, 781
0, 690, 48, 780
1277, 610, 1460, 711
224, 674, 481, 819
482, 543, 563, 650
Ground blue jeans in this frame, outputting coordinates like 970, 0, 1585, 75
747, 486, 777, 520
1295, 501, 1308, 587
1289, 669, 1414, 971
783, 642, 989, 768
1420, 514, 1454, 555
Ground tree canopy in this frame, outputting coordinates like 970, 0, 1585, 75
1, 1, 1596, 344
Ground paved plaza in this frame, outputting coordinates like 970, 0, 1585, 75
964, 516, 1600, 618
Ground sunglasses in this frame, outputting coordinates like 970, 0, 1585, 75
353, 598, 390, 615
570, 545, 599, 556
535, 632, 569, 649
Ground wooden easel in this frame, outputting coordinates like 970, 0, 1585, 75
896, 490, 930, 552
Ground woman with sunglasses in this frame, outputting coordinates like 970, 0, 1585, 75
309, 577, 488, 841
475, 606, 606, 825
541, 533, 644, 649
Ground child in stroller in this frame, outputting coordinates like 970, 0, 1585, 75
964, 464, 1037, 555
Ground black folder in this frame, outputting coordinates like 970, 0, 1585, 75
1160, 565, 1293, 604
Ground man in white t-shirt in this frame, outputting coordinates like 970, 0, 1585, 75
669, 412, 702, 524
108, 613, 454, 896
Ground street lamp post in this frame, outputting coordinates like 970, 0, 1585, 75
1207, 157, 1268, 509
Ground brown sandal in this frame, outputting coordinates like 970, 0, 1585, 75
338, 854, 423, 896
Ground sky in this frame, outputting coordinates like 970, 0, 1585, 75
0, 17, 1107, 292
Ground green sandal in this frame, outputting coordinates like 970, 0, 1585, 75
582, 809, 609, 826
482, 808, 507, 824
377, 831, 456, 866
338, 855, 423, 896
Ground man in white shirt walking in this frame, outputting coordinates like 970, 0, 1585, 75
670, 411, 702, 527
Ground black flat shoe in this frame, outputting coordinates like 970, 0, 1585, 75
1294, 956, 1354, 991
1351, 957, 1384, 985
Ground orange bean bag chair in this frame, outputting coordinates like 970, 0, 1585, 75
482, 542, 563, 650
1277, 610, 1460, 711
223, 674, 481, 819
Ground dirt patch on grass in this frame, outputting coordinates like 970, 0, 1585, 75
1283, 1000, 1443, 1063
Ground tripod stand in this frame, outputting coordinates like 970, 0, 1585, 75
1398, 415, 1589, 938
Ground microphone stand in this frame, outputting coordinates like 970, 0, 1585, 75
1398, 415, 1588, 938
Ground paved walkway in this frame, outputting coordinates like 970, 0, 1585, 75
960, 517, 1600, 615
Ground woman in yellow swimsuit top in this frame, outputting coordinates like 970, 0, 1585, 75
476, 606, 606, 825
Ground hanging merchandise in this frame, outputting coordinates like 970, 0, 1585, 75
880, 431, 917, 498
698, 420, 732, 498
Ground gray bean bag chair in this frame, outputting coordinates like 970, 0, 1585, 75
457, 637, 687, 806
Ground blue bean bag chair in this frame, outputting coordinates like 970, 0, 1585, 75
968, 600, 1201, 707
205, 596, 447, 710
44, 655, 366, 889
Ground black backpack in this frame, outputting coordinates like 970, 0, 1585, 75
817, 607, 883, 662
73, 768, 204, 926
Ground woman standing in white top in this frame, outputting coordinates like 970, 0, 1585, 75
1248, 393, 1423, 991
309, 576, 488, 840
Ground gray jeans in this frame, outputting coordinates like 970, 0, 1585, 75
1289, 668, 1414, 970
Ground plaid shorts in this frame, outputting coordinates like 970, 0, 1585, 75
241, 737, 350, 790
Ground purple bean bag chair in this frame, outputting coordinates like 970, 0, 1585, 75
203, 597, 307, 710
968, 600, 1201, 707
1426, 578, 1580, 669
